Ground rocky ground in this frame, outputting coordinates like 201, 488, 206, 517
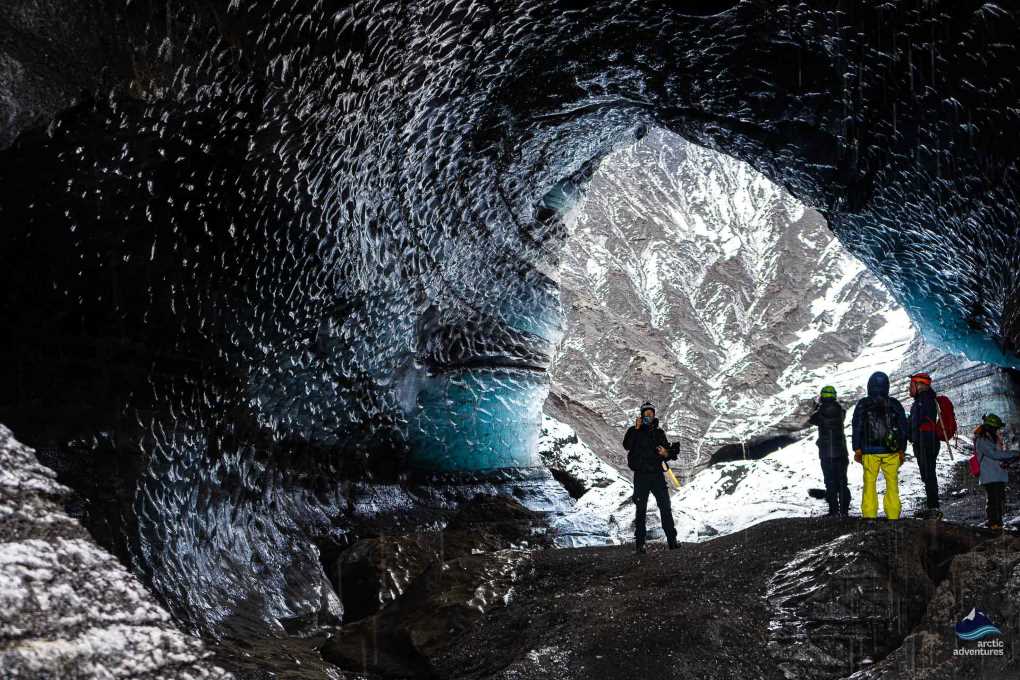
0, 425, 232, 679
320, 517, 1019, 680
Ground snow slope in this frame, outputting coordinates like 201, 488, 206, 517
539, 412, 962, 544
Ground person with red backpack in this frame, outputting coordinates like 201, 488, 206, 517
908, 373, 954, 519
971, 414, 1020, 530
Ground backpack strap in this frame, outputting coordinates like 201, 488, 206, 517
933, 398, 955, 458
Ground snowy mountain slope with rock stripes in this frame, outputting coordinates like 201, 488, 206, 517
540, 129, 1020, 542
547, 128, 914, 473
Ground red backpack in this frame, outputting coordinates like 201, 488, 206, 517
968, 441, 981, 477
934, 395, 957, 442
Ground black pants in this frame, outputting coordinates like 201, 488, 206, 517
913, 433, 941, 509
820, 455, 851, 514
984, 482, 1006, 526
634, 471, 676, 544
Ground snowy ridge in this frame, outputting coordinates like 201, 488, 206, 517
550, 128, 912, 470
0, 425, 232, 679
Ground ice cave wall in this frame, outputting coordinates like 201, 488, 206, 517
2, 1, 1019, 473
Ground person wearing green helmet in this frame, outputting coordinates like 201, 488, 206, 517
809, 385, 850, 516
973, 413, 1020, 530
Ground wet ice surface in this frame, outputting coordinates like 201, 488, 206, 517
1, 0, 1020, 644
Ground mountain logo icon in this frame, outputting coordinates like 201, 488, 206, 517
955, 608, 1002, 641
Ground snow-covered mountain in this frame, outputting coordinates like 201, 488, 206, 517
546, 128, 912, 474
540, 128, 1020, 542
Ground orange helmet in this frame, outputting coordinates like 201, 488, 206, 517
910, 372, 932, 386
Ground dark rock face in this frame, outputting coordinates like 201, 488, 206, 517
855, 533, 1020, 679
315, 517, 1018, 680
2, 0, 1020, 642
767, 522, 983, 678
323, 494, 549, 624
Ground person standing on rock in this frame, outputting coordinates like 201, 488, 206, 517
973, 414, 1020, 530
908, 373, 943, 519
623, 401, 679, 554
809, 386, 850, 516
851, 372, 908, 520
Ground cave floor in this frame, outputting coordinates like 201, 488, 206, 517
215, 513, 1016, 680
429, 518, 910, 680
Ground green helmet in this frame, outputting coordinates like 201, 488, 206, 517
982, 413, 1004, 429
820, 385, 837, 399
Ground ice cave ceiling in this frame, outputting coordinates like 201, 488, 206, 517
1, 0, 1019, 637
2, 0, 1019, 469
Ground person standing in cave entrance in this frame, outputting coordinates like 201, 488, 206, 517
623, 401, 679, 554
851, 372, 908, 520
908, 373, 943, 519
809, 386, 851, 517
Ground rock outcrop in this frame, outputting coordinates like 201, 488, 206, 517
0, 425, 231, 680
315, 517, 1019, 680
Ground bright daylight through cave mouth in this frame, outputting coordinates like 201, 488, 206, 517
2, 3, 1020, 680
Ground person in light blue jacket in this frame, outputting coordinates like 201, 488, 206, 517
973, 414, 1020, 530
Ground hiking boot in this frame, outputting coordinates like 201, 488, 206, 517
667, 538, 679, 550
635, 543, 646, 555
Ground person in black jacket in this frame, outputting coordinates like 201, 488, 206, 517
623, 401, 679, 554
809, 385, 850, 516
908, 372, 942, 518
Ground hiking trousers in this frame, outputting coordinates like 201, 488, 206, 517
984, 482, 1006, 526
912, 432, 941, 509
633, 471, 676, 544
861, 453, 901, 520
820, 455, 851, 514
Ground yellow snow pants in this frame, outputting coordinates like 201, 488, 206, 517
861, 453, 901, 520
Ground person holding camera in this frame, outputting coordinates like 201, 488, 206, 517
623, 401, 679, 554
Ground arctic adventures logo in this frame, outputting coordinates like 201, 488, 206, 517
953, 608, 1004, 657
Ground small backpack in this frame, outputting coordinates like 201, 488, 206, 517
968, 440, 983, 477
863, 399, 900, 452
934, 395, 958, 441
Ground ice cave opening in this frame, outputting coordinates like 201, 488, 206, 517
546, 128, 917, 478
543, 127, 1020, 544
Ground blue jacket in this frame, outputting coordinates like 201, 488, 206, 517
975, 437, 1019, 485
851, 372, 908, 454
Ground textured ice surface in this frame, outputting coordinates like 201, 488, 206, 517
2, 0, 1020, 638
